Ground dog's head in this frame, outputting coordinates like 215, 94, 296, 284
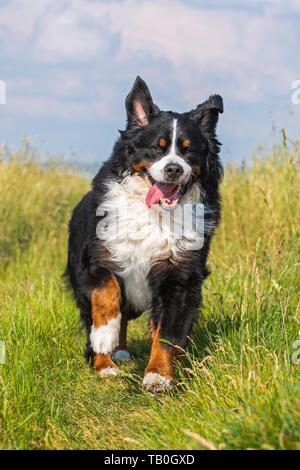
117, 76, 223, 210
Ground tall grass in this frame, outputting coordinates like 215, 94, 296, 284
0, 139, 299, 449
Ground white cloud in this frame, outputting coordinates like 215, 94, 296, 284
96, 1, 298, 103
0, 0, 104, 60
1, 0, 299, 120
8, 71, 83, 97
8, 95, 107, 120
0, 0, 51, 54
34, 7, 104, 62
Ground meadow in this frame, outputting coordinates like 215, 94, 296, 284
0, 138, 300, 450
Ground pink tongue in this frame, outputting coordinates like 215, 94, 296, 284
146, 183, 176, 207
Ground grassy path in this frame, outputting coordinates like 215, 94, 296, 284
1, 143, 300, 449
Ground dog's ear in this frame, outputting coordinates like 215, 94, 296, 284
191, 95, 223, 133
125, 76, 160, 129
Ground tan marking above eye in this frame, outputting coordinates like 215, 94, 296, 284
181, 138, 190, 149
159, 137, 167, 148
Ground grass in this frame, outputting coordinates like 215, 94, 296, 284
0, 139, 300, 450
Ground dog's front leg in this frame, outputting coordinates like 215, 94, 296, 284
90, 275, 122, 376
142, 322, 176, 392
143, 262, 202, 392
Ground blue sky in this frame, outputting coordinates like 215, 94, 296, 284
0, 0, 300, 167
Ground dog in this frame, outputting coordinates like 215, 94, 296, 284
66, 76, 223, 392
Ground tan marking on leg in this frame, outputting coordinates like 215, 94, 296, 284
90, 277, 121, 374
145, 325, 176, 379
93, 354, 119, 376
93, 354, 116, 370
91, 277, 121, 328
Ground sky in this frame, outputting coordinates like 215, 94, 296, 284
0, 0, 300, 168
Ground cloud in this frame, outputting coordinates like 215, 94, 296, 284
97, 0, 299, 104
0, 0, 50, 54
0, 0, 300, 102
8, 95, 102, 120
0, 0, 299, 127
34, 6, 105, 62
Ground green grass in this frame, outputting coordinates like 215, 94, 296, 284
0, 139, 300, 450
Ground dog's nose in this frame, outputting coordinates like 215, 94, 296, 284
164, 163, 184, 181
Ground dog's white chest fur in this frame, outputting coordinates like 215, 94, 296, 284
97, 175, 201, 312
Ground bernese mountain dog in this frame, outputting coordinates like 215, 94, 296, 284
66, 76, 223, 393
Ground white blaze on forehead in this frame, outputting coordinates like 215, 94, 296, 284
148, 117, 191, 184
170, 118, 178, 155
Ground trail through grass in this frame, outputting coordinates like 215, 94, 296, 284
0, 141, 300, 449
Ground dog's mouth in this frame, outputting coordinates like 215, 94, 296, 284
146, 178, 187, 210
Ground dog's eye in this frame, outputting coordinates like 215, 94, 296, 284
180, 139, 190, 151
158, 137, 168, 149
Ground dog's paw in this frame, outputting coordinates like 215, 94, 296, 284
142, 372, 174, 393
112, 349, 131, 364
98, 365, 120, 377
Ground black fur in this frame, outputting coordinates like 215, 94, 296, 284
66, 76, 223, 361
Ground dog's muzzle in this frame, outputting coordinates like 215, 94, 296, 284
146, 156, 192, 210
